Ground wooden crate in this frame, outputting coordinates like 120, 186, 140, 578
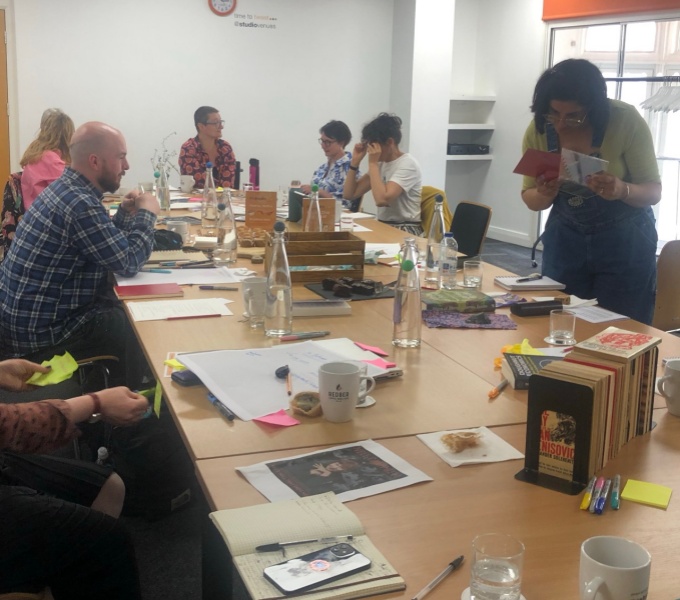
264, 231, 365, 283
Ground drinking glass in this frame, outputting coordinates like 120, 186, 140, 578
545, 309, 576, 346
469, 533, 524, 600
463, 260, 483, 288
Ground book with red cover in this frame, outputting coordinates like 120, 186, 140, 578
114, 283, 184, 300
513, 149, 560, 180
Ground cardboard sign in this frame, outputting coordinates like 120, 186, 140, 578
245, 191, 277, 230
302, 198, 337, 232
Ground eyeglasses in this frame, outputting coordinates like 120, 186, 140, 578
318, 137, 336, 146
543, 112, 588, 128
204, 120, 225, 127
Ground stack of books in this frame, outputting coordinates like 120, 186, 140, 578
516, 326, 660, 494
421, 288, 495, 313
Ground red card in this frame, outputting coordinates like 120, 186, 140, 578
513, 149, 560, 180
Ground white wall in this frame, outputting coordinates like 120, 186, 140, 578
10, 0, 394, 192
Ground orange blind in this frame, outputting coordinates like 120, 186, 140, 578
544, 0, 680, 21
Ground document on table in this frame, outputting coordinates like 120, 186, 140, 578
126, 298, 234, 321
114, 267, 239, 286
177, 340, 388, 421
571, 305, 628, 323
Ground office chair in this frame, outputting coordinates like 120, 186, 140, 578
449, 201, 492, 265
1, 172, 24, 259
421, 186, 453, 234
653, 240, 680, 333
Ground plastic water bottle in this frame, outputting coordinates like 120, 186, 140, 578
156, 167, 171, 218
96, 446, 110, 466
201, 162, 217, 235
214, 194, 237, 265
392, 237, 421, 348
265, 221, 293, 337
304, 184, 322, 232
425, 194, 446, 286
439, 232, 459, 290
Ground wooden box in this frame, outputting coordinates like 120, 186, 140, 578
265, 231, 365, 283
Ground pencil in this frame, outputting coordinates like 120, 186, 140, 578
286, 371, 292, 396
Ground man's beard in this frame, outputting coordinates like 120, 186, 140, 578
98, 171, 121, 194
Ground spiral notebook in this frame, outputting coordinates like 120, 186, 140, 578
494, 275, 566, 291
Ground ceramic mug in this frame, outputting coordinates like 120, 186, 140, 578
179, 175, 194, 193
318, 362, 375, 422
657, 358, 680, 416
580, 536, 651, 600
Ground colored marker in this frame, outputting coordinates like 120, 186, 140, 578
141, 268, 172, 274
280, 331, 330, 342
589, 477, 605, 513
580, 476, 597, 511
595, 479, 612, 515
611, 474, 621, 510
488, 378, 509, 399
198, 285, 239, 291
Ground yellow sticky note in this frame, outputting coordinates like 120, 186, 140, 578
154, 380, 163, 418
26, 352, 78, 386
621, 479, 672, 510
163, 358, 186, 370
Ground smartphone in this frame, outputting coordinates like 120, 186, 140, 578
171, 369, 202, 387
263, 543, 371, 595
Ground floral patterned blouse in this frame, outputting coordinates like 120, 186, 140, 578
179, 137, 236, 189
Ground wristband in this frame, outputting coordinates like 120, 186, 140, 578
87, 392, 102, 423
622, 183, 630, 201
348, 165, 359, 171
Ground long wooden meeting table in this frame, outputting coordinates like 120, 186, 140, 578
126, 216, 680, 598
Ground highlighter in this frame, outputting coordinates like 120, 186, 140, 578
611, 474, 621, 510
589, 477, 605, 513
594, 478, 612, 515
580, 476, 597, 511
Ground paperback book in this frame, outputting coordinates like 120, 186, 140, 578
421, 288, 495, 313
501, 353, 564, 390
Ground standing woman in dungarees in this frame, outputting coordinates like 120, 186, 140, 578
521, 59, 661, 324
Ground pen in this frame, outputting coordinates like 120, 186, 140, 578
595, 478, 612, 515
179, 260, 215, 268
208, 394, 235, 421
256, 534, 354, 553
580, 476, 597, 510
166, 314, 222, 321
141, 268, 172, 274
516, 274, 542, 283
589, 477, 605, 513
411, 555, 465, 600
198, 285, 239, 291
286, 371, 292, 396
611, 474, 621, 510
280, 331, 331, 342
488, 378, 509, 399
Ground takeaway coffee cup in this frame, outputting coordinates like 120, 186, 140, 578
318, 362, 375, 422
166, 220, 188, 244
657, 358, 680, 416
580, 536, 651, 600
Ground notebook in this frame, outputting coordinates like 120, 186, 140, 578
494, 275, 566, 291
147, 250, 209, 264
114, 283, 184, 300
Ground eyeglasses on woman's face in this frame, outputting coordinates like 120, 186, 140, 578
543, 111, 588, 128
205, 119, 225, 127
318, 137, 337, 146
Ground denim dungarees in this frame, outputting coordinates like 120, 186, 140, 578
541, 124, 657, 324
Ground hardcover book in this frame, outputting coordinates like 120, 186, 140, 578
501, 353, 564, 390
421, 288, 495, 313
114, 283, 184, 300
209, 492, 405, 600
574, 326, 661, 363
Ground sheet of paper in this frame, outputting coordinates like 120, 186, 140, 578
571, 305, 628, 323
27, 351, 78, 386
126, 298, 234, 321
169, 202, 200, 209
365, 243, 402, 258
335, 222, 372, 233
114, 267, 239, 286
347, 211, 376, 220
236, 439, 432, 502
177, 340, 388, 421
417, 427, 524, 468
560, 149, 609, 185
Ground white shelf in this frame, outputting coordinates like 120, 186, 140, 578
450, 95, 496, 102
448, 123, 494, 130
446, 155, 493, 161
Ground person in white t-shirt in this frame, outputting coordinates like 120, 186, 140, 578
343, 113, 423, 235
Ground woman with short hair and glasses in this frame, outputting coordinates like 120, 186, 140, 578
521, 59, 661, 324
300, 120, 363, 211
179, 105, 237, 189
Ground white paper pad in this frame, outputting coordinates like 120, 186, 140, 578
571, 305, 628, 323
115, 267, 239, 286
347, 211, 376, 220
177, 339, 389, 421
126, 298, 234, 321
417, 427, 524, 467
365, 243, 402, 258
236, 440, 432, 502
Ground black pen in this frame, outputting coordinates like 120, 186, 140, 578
516, 274, 542, 283
199, 285, 239, 291
256, 534, 354, 553
179, 260, 215, 269
208, 393, 235, 421
411, 555, 465, 600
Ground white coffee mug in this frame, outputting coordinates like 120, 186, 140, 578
179, 175, 195, 193
318, 362, 375, 423
657, 358, 680, 416
580, 536, 651, 600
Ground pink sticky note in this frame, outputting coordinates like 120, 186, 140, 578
188, 196, 203, 202
364, 357, 397, 369
355, 342, 389, 357
254, 410, 300, 427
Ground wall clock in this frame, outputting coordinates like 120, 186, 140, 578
209, 0, 236, 16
